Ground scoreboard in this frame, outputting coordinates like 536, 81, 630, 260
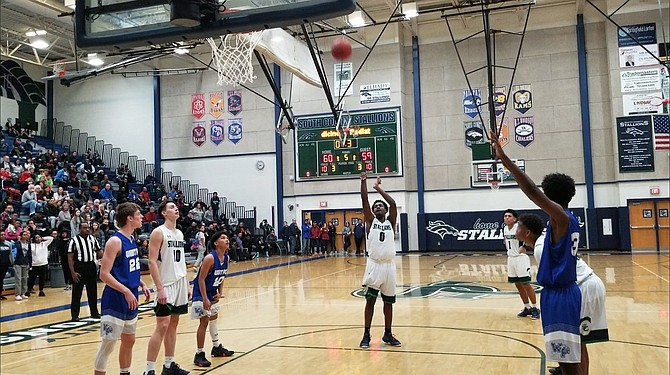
295, 108, 401, 180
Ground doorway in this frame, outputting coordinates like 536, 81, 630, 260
303, 209, 365, 252
628, 199, 670, 251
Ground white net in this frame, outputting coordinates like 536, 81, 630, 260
275, 107, 294, 145
206, 32, 264, 87
486, 171, 504, 191
335, 108, 351, 143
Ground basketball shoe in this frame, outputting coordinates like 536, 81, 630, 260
211, 344, 234, 357
161, 362, 190, 375
530, 307, 540, 320
517, 307, 532, 317
382, 332, 402, 347
359, 334, 371, 348
193, 352, 211, 367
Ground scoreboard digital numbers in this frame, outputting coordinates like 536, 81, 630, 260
295, 108, 401, 180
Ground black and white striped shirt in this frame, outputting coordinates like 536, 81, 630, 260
68, 235, 100, 263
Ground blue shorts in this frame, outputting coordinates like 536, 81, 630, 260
101, 286, 139, 321
540, 283, 582, 363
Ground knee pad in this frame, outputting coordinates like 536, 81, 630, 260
94, 339, 117, 372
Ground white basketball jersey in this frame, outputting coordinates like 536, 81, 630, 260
575, 257, 594, 285
535, 233, 594, 285
367, 218, 395, 262
157, 225, 187, 286
504, 223, 521, 256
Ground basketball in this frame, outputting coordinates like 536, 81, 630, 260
331, 38, 352, 61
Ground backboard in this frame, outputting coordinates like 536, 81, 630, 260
75, 0, 357, 50
471, 159, 525, 188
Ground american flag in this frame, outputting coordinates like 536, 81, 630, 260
653, 114, 670, 151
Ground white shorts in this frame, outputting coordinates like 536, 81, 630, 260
579, 274, 609, 344
191, 300, 220, 320
154, 277, 189, 309
361, 259, 396, 298
100, 315, 137, 340
507, 254, 531, 283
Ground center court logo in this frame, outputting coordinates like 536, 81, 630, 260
0, 303, 157, 346
352, 280, 543, 300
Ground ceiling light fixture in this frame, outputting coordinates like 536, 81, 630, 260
87, 53, 104, 66
27, 30, 49, 49
25, 30, 47, 37
401, 2, 419, 19
347, 11, 366, 27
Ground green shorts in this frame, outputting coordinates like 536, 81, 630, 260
154, 303, 188, 317
365, 287, 396, 304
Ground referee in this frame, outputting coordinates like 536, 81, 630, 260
68, 222, 102, 321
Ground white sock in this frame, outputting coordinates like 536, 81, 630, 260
164, 356, 174, 367
145, 361, 155, 373
524, 303, 531, 308
120, 367, 130, 374
209, 319, 219, 346
197, 348, 203, 353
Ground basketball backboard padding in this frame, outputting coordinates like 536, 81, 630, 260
75, 0, 357, 50
471, 142, 491, 161
247, 29, 322, 88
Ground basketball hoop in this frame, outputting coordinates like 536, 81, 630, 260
206, 31, 264, 87
486, 171, 504, 191
53, 62, 66, 77
335, 106, 351, 143
275, 107, 294, 145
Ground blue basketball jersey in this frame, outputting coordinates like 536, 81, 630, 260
192, 251, 229, 302
101, 232, 141, 320
537, 209, 580, 287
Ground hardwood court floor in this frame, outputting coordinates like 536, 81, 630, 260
1, 253, 668, 375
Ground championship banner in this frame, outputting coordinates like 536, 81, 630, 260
192, 121, 206, 147
227, 90, 242, 115
464, 120, 485, 149
514, 117, 534, 147
191, 94, 205, 119
210, 91, 223, 118
512, 84, 532, 114
463, 88, 482, 118
210, 120, 225, 145
227, 118, 243, 144
493, 86, 507, 117
498, 119, 509, 148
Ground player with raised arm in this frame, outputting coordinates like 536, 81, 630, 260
531, 228, 609, 375
191, 231, 235, 368
490, 129, 583, 375
358, 172, 401, 349
144, 200, 191, 375
95, 202, 151, 375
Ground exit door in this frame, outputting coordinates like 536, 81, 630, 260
629, 199, 670, 251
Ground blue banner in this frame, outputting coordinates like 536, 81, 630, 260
423, 208, 587, 251
463, 88, 482, 118
228, 118, 243, 144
